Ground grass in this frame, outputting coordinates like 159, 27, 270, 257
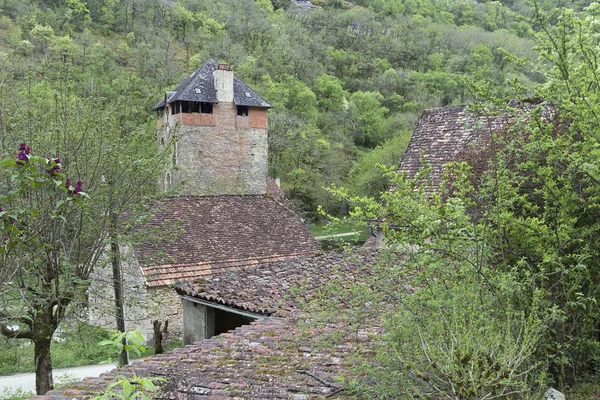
0, 322, 183, 377
309, 220, 370, 242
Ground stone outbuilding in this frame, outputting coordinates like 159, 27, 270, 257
366, 101, 552, 247
88, 60, 317, 340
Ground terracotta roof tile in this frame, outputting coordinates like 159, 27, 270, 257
39, 250, 395, 400
176, 250, 380, 316
398, 102, 551, 192
135, 195, 319, 287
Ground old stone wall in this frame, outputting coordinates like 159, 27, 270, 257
168, 102, 268, 195
87, 244, 183, 343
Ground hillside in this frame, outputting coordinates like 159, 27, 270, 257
0, 0, 578, 218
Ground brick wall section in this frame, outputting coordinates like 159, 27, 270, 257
87, 245, 183, 342
169, 102, 268, 195
180, 113, 200, 126
200, 112, 214, 126
250, 107, 267, 129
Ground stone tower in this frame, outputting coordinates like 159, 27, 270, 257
153, 60, 272, 195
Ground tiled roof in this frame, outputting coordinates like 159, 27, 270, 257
33, 249, 392, 400
398, 102, 549, 191
33, 316, 375, 400
136, 195, 318, 287
153, 59, 272, 110
176, 250, 381, 316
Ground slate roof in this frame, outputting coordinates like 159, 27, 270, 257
397, 102, 549, 191
153, 59, 272, 110
33, 249, 391, 400
176, 250, 380, 316
136, 195, 318, 287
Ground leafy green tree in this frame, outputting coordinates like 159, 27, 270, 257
348, 90, 388, 147
0, 143, 104, 395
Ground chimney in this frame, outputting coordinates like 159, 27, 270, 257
214, 63, 234, 103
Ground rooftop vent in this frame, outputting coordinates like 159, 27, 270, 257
194, 88, 201, 94
245, 91, 251, 98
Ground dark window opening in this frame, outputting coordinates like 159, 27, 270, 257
200, 102, 213, 114
181, 101, 201, 113
236, 106, 249, 117
171, 102, 181, 114
213, 309, 255, 337
172, 143, 177, 167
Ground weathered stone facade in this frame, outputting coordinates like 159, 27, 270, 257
158, 102, 268, 195
88, 245, 183, 341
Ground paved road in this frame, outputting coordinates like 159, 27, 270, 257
0, 364, 116, 395
314, 231, 361, 240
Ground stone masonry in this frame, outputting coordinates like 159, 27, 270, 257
163, 103, 268, 195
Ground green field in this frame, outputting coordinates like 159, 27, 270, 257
309, 220, 370, 242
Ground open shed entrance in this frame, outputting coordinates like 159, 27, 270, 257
181, 296, 266, 345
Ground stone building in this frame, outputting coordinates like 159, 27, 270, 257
88, 60, 317, 340
154, 59, 272, 195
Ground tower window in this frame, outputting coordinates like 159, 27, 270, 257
237, 106, 249, 117
172, 142, 178, 167
200, 103, 213, 114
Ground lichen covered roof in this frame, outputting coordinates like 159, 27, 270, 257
135, 195, 318, 287
153, 59, 272, 110
32, 316, 374, 400
398, 102, 550, 191
33, 249, 394, 400
176, 250, 380, 316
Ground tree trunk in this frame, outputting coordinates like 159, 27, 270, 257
110, 231, 128, 367
153, 320, 163, 355
34, 336, 53, 395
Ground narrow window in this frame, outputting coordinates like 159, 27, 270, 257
237, 106, 249, 117
200, 102, 213, 114
172, 142, 177, 167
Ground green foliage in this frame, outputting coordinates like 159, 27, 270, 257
91, 373, 164, 400
0, 322, 113, 376
98, 330, 146, 364
0, 388, 34, 400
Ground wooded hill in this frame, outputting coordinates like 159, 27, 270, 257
0, 0, 587, 219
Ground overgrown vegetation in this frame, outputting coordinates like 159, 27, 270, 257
0, 0, 554, 220
322, 3, 600, 397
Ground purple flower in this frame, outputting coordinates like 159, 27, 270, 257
66, 179, 83, 196
73, 180, 83, 195
45, 158, 61, 175
18, 142, 31, 154
16, 151, 29, 165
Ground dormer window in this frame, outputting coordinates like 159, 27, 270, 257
237, 106, 249, 117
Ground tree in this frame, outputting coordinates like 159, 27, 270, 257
0, 143, 105, 394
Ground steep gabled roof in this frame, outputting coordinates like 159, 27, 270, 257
397, 102, 550, 191
135, 195, 318, 287
152, 59, 272, 110
233, 76, 272, 107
